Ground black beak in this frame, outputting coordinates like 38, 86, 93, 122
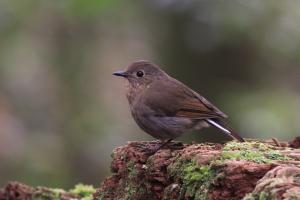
113, 70, 127, 77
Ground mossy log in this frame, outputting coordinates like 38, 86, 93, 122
0, 182, 95, 200
1, 138, 300, 200
95, 138, 300, 200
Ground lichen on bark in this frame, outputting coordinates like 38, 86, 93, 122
95, 139, 300, 200
1, 138, 300, 200
0, 182, 96, 200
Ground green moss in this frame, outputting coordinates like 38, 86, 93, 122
164, 142, 293, 199
31, 188, 68, 200
110, 152, 115, 158
127, 161, 137, 179
69, 184, 96, 200
168, 158, 187, 179
220, 141, 292, 164
243, 191, 271, 200
183, 163, 212, 184
123, 184, 148, 200
119, 160, 149, 199
182, 162, 215, 200
50, 189, 66, 199
124, 185, 137, 198
32, 189, 62, 200
95, 194, 105, 200
167, 158, 216, 200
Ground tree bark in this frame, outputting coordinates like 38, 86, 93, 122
1, 138, 300, 200
0, 182, 95, 200
95, 138, 300, 200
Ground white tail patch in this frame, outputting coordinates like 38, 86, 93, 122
206, 119, 231, 134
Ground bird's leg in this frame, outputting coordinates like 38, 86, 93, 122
136, 139, 173, 156
157, 139, 173, 151
130, 139, 173, 155
144, 139, 173, 155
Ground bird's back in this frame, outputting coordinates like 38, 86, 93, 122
141, 76, 227, 120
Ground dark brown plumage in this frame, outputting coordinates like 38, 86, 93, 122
113, 60, 244, 145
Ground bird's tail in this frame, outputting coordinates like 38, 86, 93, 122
205, 119, 245, 142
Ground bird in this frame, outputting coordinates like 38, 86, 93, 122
113, 60, 244, 150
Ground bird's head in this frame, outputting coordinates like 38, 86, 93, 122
113, 60, 166, 88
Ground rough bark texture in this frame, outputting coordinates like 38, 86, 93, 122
1, 138, 300, 200
0, 182, 95, 200
95, 138, 300, 200
0, 182, 77, 200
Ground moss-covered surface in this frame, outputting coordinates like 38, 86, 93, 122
181, 163, 215, 199
2, 139, 300, 200
96, 152, 152, 200
242, 166, 300, 200
121, 160, 151, 200
243, 192, 271, 200
95, 140, 300, 200
220, 141, 292, 164
69, 184, 96, 200
163, 141, 296, 199
0, 182, 97, 200
166, 155, 217, 199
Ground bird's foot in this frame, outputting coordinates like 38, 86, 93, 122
148, 140, 184, 154
129, 141, 161, 154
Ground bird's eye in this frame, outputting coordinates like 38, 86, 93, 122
136, 71, 144, 77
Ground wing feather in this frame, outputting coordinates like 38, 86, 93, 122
142, 77, 227, 119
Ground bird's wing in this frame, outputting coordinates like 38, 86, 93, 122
143, 78, 227, 119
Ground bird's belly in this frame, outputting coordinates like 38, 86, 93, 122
132, 112, 195, 140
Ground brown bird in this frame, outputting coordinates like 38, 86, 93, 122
113, 60, 244, 149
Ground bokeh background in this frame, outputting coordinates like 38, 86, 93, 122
0, 0, 299, 189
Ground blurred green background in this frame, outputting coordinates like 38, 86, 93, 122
0, 0, 299, 189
